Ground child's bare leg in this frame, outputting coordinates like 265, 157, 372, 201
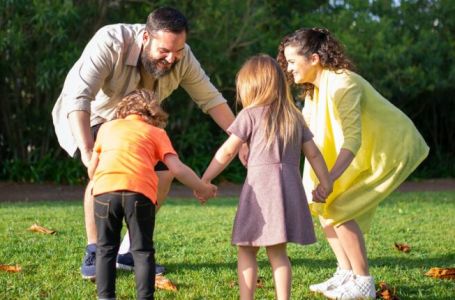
238, 246, 259, 300
333, 219, 369, 275
266, 243, 291, 300
319, 216, 351, 270
84, 180, 97, 244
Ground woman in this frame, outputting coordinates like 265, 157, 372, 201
277, 28, 429, 300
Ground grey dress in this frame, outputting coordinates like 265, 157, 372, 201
228, 106, 316, 246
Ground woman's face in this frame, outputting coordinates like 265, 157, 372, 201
284, 45, 318, 85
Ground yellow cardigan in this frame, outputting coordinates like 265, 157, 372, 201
302, 69, 429, 232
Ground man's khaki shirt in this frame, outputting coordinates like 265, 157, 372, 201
52, 23, 226, 156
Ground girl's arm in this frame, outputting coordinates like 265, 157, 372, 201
302, 140, 332, 201
202, 134, 244, 182
87, 150, 99, 180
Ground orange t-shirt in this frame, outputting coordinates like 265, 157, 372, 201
92, 115, 177, 204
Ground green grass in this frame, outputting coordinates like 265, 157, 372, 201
0, 192, 454, 299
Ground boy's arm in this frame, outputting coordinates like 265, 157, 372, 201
302, 140, 332, 199
202, 134, 244, 182
87, 150, 100, 180
163, 154, 216, 199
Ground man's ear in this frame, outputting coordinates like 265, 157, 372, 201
143, 30, 149, 44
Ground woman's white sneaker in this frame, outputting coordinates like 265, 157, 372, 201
323, 274, 376, 300
309, 267, 353, 294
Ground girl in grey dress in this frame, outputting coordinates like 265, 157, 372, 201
200, 55, 332, 300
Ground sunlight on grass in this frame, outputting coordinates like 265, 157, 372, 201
0, 192, 454, 299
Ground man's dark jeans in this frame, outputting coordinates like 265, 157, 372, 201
95, 191, 156, 300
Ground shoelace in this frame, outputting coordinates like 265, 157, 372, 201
84, 252, 96, 265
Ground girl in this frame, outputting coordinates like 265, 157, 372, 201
199, 55, 332, 300
277, 28, 429, 299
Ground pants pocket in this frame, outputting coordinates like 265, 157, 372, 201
95, 198, 110, 219
135, 200, 154, 222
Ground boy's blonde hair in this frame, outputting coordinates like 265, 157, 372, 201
236, 54, 304, 148
116, 89, 168, 128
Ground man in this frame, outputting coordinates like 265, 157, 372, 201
52, 7, 245, 280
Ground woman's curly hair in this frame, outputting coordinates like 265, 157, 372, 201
116, 88, 168, 128
277, 27, 355, 99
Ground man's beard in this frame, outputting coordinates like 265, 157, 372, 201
141, 46, 176, 78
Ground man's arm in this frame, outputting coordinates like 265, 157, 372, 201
207, 103, 235, 132
69, 111, 94, 167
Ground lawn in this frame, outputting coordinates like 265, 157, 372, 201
0, 191, 454, 299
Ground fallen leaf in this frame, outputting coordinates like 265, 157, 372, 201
228, 277, 264, 288
394, 242, 411, 253
425, 267, 455, 280
376, 281, 400, 300
155, 275, 177, 291
256, 277, 264, 288
28, 224, 56, 235
0, 264, 21, 273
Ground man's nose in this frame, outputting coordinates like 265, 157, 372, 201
165, 52, 176, 64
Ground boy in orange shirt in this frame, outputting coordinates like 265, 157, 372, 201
88, 89, 216, 300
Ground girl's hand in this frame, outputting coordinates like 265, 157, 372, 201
194, 183, 217, 204
312, 184, 328, 203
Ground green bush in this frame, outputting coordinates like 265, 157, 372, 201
0, 1, 453, 183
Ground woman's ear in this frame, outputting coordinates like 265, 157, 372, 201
310, 53, 320, 66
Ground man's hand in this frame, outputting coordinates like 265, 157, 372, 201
80, 148, 93, 168
238, 143, 249, 166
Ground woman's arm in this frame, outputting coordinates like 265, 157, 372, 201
302, 139, 332, 200
329, 148, 355, 181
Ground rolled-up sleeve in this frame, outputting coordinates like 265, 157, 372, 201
62, 27, 116, 116
332, 79, 362, 155
180, 47, 226, 113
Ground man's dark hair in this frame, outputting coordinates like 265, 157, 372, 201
146, 7, 188, 34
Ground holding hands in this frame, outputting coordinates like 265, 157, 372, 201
312, 181, 332, 203
194, 180, 217, 204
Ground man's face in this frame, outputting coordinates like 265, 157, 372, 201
141, 30, 186, 78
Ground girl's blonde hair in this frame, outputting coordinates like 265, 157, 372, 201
116, 88, 168, 128
236, 54, 304, 148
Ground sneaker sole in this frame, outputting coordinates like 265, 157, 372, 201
116, 263, 134, 271
81, 274, 96, 282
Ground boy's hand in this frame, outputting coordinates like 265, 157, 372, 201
194, 183, 217, 204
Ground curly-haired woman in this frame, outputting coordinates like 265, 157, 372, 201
277, 28, 429, 299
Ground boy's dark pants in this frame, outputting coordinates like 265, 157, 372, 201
95, 192, 156, 300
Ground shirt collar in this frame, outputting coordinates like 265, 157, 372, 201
126, 27, 145, 67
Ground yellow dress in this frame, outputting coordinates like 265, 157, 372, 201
302, 69, 429, 232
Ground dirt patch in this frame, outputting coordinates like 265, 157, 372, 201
0, 179, 454, 202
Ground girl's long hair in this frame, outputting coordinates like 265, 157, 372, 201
276, 27, 355, 99
116, 88, 168, 128
236, 54, 304, 148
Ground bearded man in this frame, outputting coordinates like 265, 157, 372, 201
52, 7, 245, 280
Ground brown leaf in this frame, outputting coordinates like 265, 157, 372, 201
228, 277, 264, 288
28, 224, 56, 235
0, 264, 21, 273
425, 267, 455, 279
256, 277, 264, 288
155, 275, 177, 291
376, 281, 400, 300
394, 242, 411, 253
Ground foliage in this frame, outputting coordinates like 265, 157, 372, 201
0, 0, 453, 183
0, 192, 454, 298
